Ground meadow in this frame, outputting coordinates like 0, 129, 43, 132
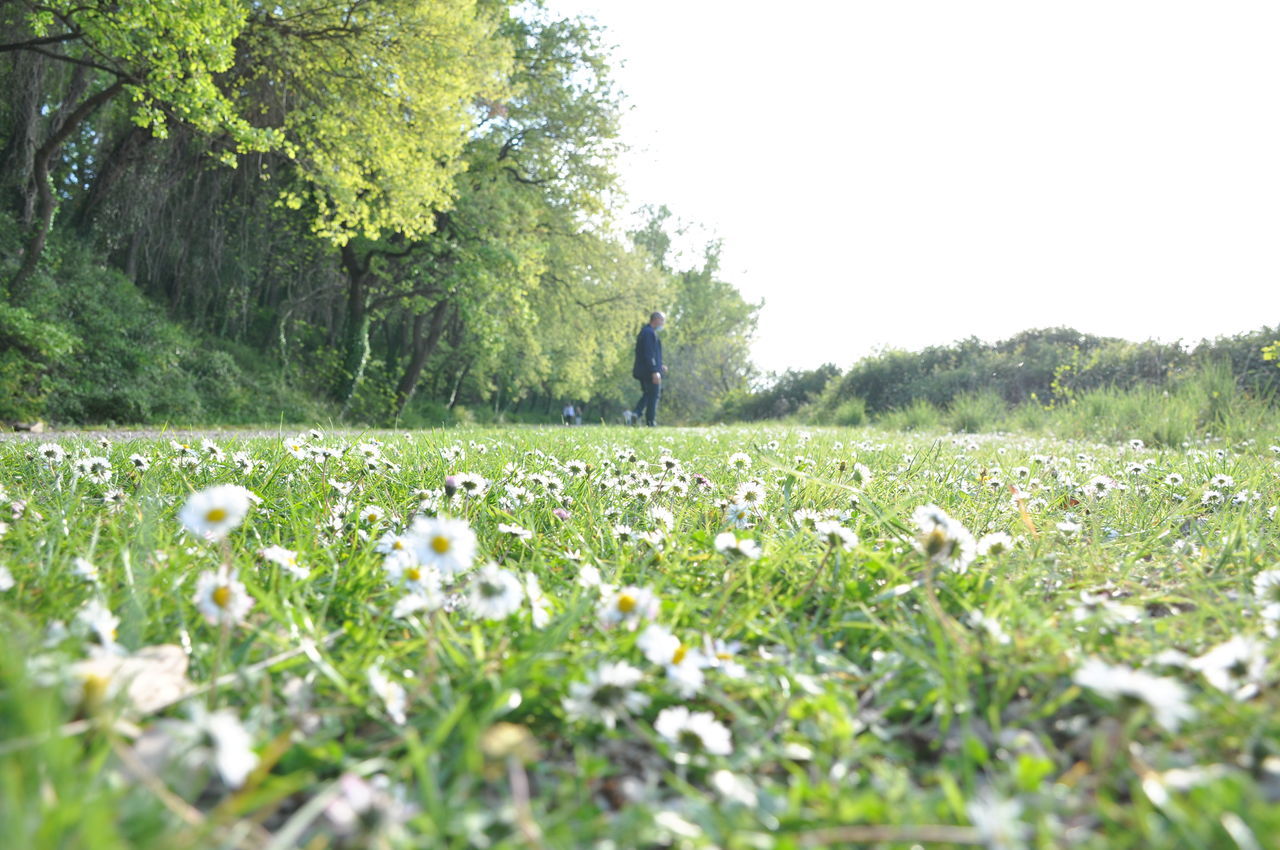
0, 424, 1277, 849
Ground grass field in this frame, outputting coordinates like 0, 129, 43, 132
1, 425, 1277, 849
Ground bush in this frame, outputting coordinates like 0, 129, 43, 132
830, 397, 867, 426
0, 302, 77, 421
3, 232, 333, 426
946, 391, 1007, 433
877, 398, 940, 431
1010, 401, 1049, 432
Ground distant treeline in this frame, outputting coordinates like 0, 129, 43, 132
723, 326, 1280, 443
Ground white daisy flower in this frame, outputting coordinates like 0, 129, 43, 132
37, 443, 66, 464
1253, 570, 1280, 624
72, 556, 99, 583
714, 531, 761, 560
849, 462, 873, 486
711, 769, 758, 807
260, 544, 309, 579
75, 597, 119, 649
966, 610, 1011, 645
193, 566, 254, 628
637, 623, 682, 665
73, 456, 113, 485
375, 530, 413, 557
976, 532, 1014, 556
383, 551, 444, 602
636, 624, 710, 697
452, 473, 487, 498
368, 665, 407, 725
792, 508, 821, 529
525, 573, 552, 628
965, 790, 1029, 850
649, 505, 675, 532
654, 706, 732, 759
102, 488, 127, 511
407, 516, 477, 577
179, 484, 255, 541
598, 585, 659, 631
142, 704, 258, 787
1055, 518, 1082, 536
724, 500, 754, 529
498, 523, 534, 541
577, 564, 608, 592
562, 661, 649, 730
912, 504, 977, 573
1070, 591, 1142, 628
466, 563, 524, 620
358, 505, 386, 526
391, 593, 438, 619
1190, 635, 1267, 701
814, 519, 858, 551
733, 480, 766, 507
703, 637, 747, 679
1073, 658, 1196, 731
192, 705, 259, 788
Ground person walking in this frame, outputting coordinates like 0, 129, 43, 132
632, 311, 667, 426
562, 402, 575, 425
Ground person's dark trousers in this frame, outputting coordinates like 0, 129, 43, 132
634, 379, 661, 426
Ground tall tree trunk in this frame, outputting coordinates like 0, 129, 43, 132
393, 300, 451, 416
70, 125, 147, 233
0, 49, 45, 223
8, 78, 124, 302
447, 359, 472, 409
337, 243, 373, 408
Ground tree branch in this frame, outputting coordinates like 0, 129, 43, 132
0, 31, 82, 52
17, 44, 123, 76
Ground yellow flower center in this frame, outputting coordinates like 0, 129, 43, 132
717, 652, 731, 661
672, 645, 687, 665
616, 594, 637, 613
406, 567, 421, 582
431, 535, 451, 554
924, 528, 947, 556
212, 585, 232, 609
392, 540, 405, 550
81, 673, 110, 708
205, 507, 228, 523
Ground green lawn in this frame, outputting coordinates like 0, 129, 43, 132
1, 426, 1277, 849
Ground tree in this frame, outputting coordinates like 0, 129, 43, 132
1, 0, 512, 299
630, 207, 760, 423
341, 6, 635, 414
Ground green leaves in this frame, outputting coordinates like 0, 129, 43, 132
35, 0, 272, 148
241, 0, 513, 244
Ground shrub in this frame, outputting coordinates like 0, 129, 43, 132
830, 397, 867, 426
877, 398, 940, 431
946, 391, 1007, 433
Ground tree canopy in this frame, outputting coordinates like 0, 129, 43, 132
0, 0, 759, 425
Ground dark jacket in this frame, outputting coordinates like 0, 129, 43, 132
632, 324, 662, 380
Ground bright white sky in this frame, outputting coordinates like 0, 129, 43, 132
550, 1, 1280, 374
